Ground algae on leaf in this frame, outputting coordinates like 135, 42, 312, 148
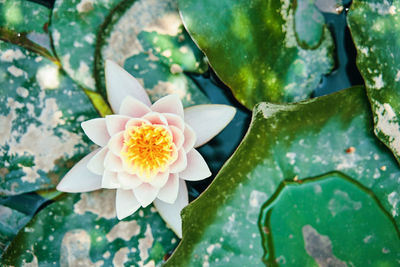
165, 86, 400, 266
348, 0, 400, 164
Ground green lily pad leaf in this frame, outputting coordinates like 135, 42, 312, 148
95, 0, 209, 106
259, 173, 399, 266
178, 0, 335, 108
347, 1, 400, 164
165, 86, 400, 266
1, 191, 177, 266
50, 0, 124, 90
0, 41, 98, 196
0, 0, 53, 58
0, 193, 47, 256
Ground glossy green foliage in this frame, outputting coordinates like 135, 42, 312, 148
1, 191, 177, 266
259, 174, 399, 266
0, 41, 98, 196
95, 0, 209, 106
0, 0, 53, 58
178, 0, 334, 108
166, 86, 400, 266
348, 0, 400, 163
50, 0, 123, 90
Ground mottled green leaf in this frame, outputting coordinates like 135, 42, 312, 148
95, 0, 209, 106
0, 193, 47, 256
178, 0, 335, 108
347, 0, 400, 164
0, 41, 98, 196
166, 86, 400, 266
1, 191, 177, 266
0, 0, 53, 58
50, 0, 124, 90
259, 173, 399, 266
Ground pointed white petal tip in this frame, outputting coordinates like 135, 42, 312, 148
151, 94, 184, 118
116, 189, 141, 220
105, 59, 151, 113
179, 149, 211, 181
57, 150, 102, 193
154, 180, 188, 238
81, 118, 110, 147
184, 104, 236, 147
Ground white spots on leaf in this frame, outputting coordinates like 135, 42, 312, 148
138, 224, 154, 262
73, 190, 116, 219
389, 5, 397, 15
62, 54, 95, 89
0, 48, 25, 62
7, 65, 26, 77
16, 87, 29, 97
53, 29, 61, 47
363, 234, 373, 244
106, 220, 141, 242
395, 70, 400, 82
286, 152, 296, 165
148, 80, 188, 101
84, 33, 95, 44
256, 102, 297, 119
77, 0, 94, 13
36, 65, 60, 90
372, 74, 384, 89
161, 49, 172, 57
388, 191, 399, 217
112, 247, 129, 267
302, 225, 348, 267
60, 229, 103, 267
328, 190, 362, 217
206, 243, 221, 255
247, 190, 268, 224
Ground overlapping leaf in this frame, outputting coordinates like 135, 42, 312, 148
0, 41, 98, 195
95, 0, 209, 106
178, 0, 334, 108
1, 191, 177, 266
347, 0, 400, 163
166, 86, 400, 266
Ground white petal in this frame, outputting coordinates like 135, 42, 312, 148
154, 180, 188, 238
104, 151, 123, 172
119, 96, 151, 118
105, 60, 151, 113
102, 170, 120, 189
81, 118, 110, 147
125, 118, 150, 129
57, 151, 102, 192
182, 124, 196, 152
118, 172, 143, 189
156, 174, 179, 204
108, 131, 124, 155
179, 149, 211, 181
142, 112, 168, 125
184, 104, 236, 147
149, 171, 170, 188
116, 189, 141, 220
164, 113, 185, 131
105, 115, 131, 136
87, 147, 108, 175
151, 94, 184, 118
169, 148, 187, 174
170, 126, 184, 150
133, 183, 160, 207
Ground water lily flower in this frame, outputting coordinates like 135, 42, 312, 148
57, 60, 236, 238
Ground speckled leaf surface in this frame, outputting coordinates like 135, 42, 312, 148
95, 0, 209, 106
50, 0, 123, 90
347, 0, 400, 164
0, 41, 98, 196
165, 86, 400, 266
0, 0, 53, 58
1, 191, 177, 266
178, 0, 334, 108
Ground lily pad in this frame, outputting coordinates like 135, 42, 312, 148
347, 0, 400, 163
0, 41, 98, 196
0, 193, 47, 256
165, 86, 400, 266
259, 173, 399, 266
1, 191, 177, 266
50, 0, 124, 90
0, 0, 53, 58
178, 0, 335, 108
95, 0, 209, 106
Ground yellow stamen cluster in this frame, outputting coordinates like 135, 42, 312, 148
121, 124, 174, 179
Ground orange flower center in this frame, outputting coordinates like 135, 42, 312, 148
121, 124, 174, 178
